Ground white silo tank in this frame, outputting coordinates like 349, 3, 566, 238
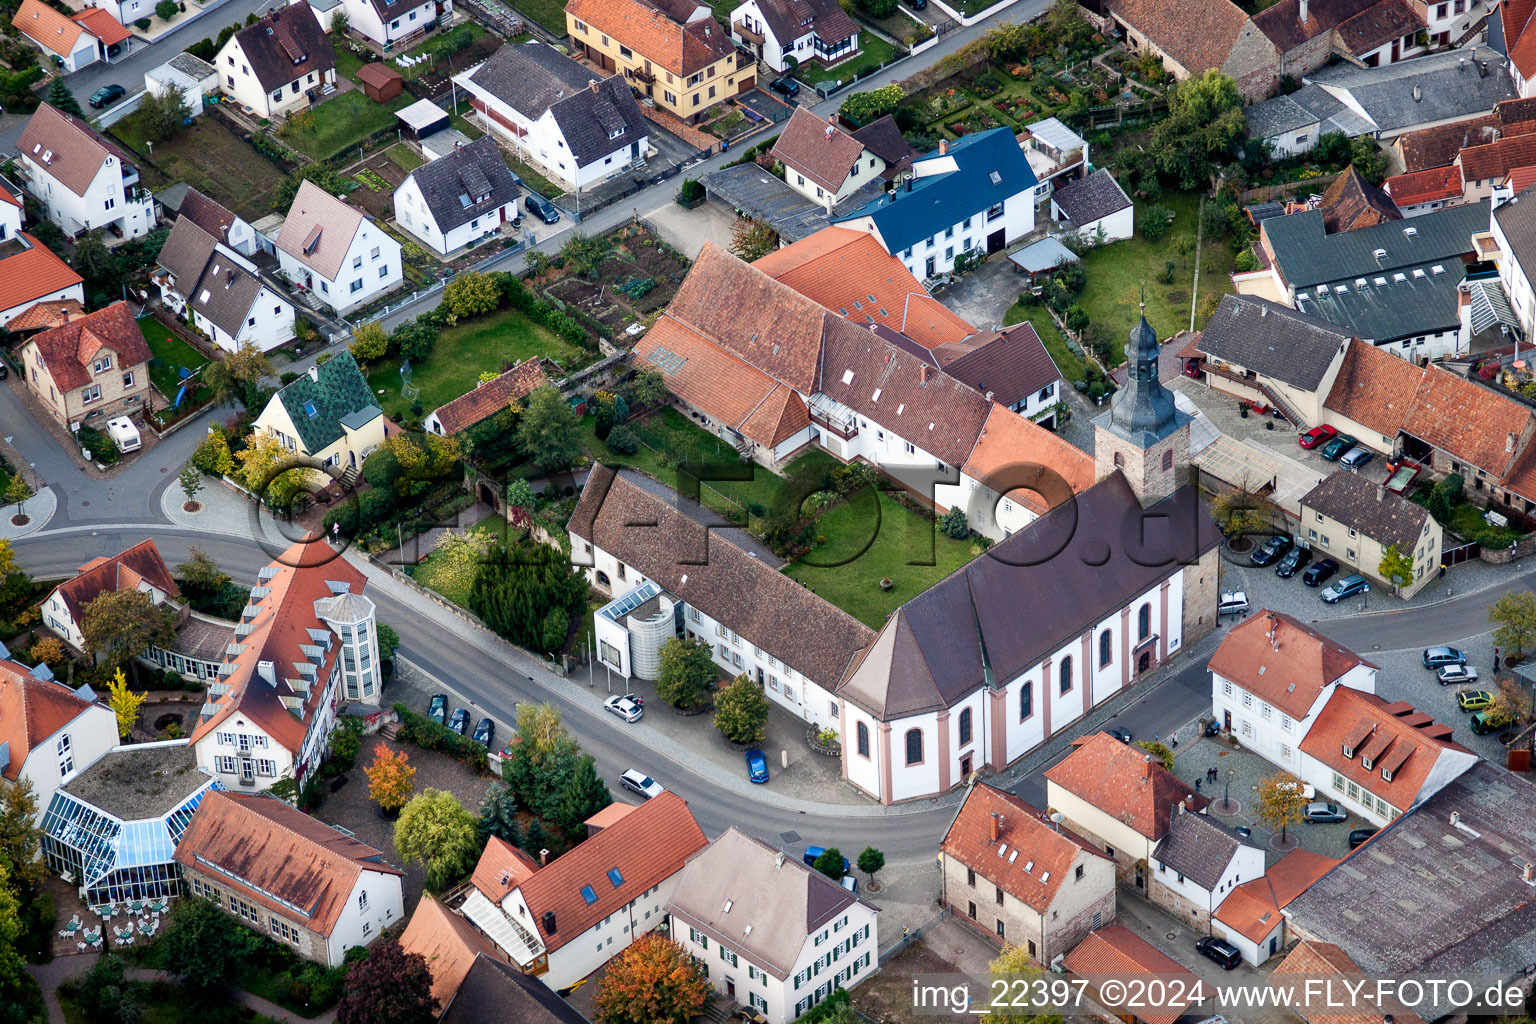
627, 594, 676, 680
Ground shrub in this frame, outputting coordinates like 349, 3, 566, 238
605, 425, 639, 455
135, 16, 152, 28
1140, 203, 1172, 242
938, 506, 969, 539
155, 0, 178, 17
1233, 249, 1259, 272
678, 178, 704, 203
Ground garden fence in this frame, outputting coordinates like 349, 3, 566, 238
879, 906, 951, 966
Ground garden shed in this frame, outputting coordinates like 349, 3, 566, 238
143, 53, 217, 117
357, 61, 405, 103
397, 97, 451, 140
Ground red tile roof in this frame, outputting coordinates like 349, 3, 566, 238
1270, 942, 1428, 1024
12, 0, 83, 56
45, 539, 179, 628
1506, 165, 1536, 193
1212, 848, 1337, 943
1102, 0, 1253, 76
1402, 362, 1534, 477
1063, 925, 1201, 1024
18, 104, 138, 198
0, 235, 82, 318
428, 360, 549, 435
771, 108, 869, 194
1394, 116, 1496, 172
21, 301, 150, 393
398, 894, 500, 1013
0, 660, 98, 781
1207, 610, 1374, 720
7, 299, 85, 332
1508, 0, 1536, 80
1322, 338, 1424, 438
941, 783, 1111, 913
69, 6, 128, 45
470, 836, 540, 903
1459, 131, 1536, 185
961, 403, 1095, 515
564, 0, 734, 77
1318, 166, 1401, 233
1383, 164, 1462, 206
1044, 732, 1208, 841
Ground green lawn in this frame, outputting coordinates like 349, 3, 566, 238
784, 489, 979, 626
410, 517, 508, 605
285, 90, 414, 162
507, 0, 567, 33
137, 317, 210, 401
446, 98, 486, 141
1003, 303, 1089, 384
334, 44, 367, 83
795, 35, 900, 86
386, 143, 425, 172
503, 151, 561, 198
397, 23, 485, 79
367, 307, 584, 420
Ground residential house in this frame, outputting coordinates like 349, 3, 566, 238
187, 538, 381, 792
1383, 164, 1465, 215
1020, 117, 1089, 207
40, 540, 181, 654
938, 783, 1115, 963
771, 108, 901, 213
172, 186, 260, 256
1210, 849, 1338, 965
1492, 181, 1536, 335
666, 827, 879, 1022
1298, 470, 1443, 596
1503, 0, 1536, 98
216, 7, 337, 119
175, 790, 404, 965
253, 352, 386, 474
274, 180, 403, 314
457, 792, 707, 989
1209, 611, 1378, 775
564, 0, 755, 124
324, 0, 440, 48
1270, 942, 1430, 1024
17, 301, 151, 428
1454, 129, 1536, 200
833, 129, 1038, 283
0, 659, 118, 819
1043, 732, 1210, 890
455, 41, 649, 191
729, 0, 859, 72
1050, 168, 1133, 245
144, 53, 218, 120
424, 360, 550, 436
1148, 806, 1264, 923
1314, 166, 1403, 233
12, 0, 128, 72
1243, 85, 1375, 159
39, 741, 223, 904
16, 104, 157, 241
1101, 0, 1280, 100
0, 234, 84, 327
1062, 925, 1202, 1024
155, 216, 296, 353
394, 136, 523, 256
935, 322, 1066, 426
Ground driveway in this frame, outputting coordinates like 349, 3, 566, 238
939, 255, 1023, 331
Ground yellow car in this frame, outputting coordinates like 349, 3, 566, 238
1455, 690, 1494, 712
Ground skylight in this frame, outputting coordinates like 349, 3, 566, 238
304, 401, 318, 418
989, 171, 1001, 185
997, 844, 1009, 858
842, 369, 854, 384
580, 885, 597, 905
607, 867, 625, 888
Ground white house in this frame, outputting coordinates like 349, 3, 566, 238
40, 540, 181, 654
11, 0, 128, 73
1022, 117, 1089, 206
16, 103, 157, 241
1210, 848, 1340, 966
667, 828, 878, 1022
1492, 185, 1536, 338
216, 6, 337, 119
728, 0, 859, 73
274, 180, 402, 314
0, 659, 119, 820
770, 107, 892, 212
455, 41, 650, 191
319, 0, 442, 48
394, 136, 522, 256
833, 128, 1037, 283
458, 794, 708, 990
156, 216, 296, 353
175, 791, 404, 965
955, 402, 1096, 541
144, 53, 218, 119
1050, 168, 1133, 245
1149, 807, 1266, 924
172, 186, 260, 256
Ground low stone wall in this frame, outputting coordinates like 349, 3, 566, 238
1479, 534, 1536, 564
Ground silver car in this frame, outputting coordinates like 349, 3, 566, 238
604, 695, 643, 723
619, 768, 664, 799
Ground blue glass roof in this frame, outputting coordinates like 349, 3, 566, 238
42, 780, 223, 887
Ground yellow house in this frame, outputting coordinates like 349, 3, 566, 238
18, 301, 151, 428
1298, 470, 1443, 599
253, 352, 386, 475
565, 0, 754, 124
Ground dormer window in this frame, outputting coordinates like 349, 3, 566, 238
1382, 767, 1394, 782
1342, 745, 1354, 759
1361, 757, 1374, 770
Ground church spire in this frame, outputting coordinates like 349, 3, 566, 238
1106, 287, 1179, 447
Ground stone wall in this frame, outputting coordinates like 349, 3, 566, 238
1222, 23, 1283, 101
184, 865, 330, 964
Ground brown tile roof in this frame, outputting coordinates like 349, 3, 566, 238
1253, 0, 1377, 50
1383, 164, 1462, 206
1497, 95, 1536, 126
1509, 0, 1536, 80
1335, 0, 1423, 55
771, 107, 868, 194
397, 894, 499, 1013
570, 466, 874, 683
21, 301, 149, 393
276, 179, 369, 281
565, 0, 733, 77
850, 115, 917, 179
1318, 166, 1401, 233
1394, 115, 1496, 172
18, 104, 138, 198
1213, 848, 1338, 943
0, 236, 82, 316
1063, 925, 1201, 1024
174, 791, 402, 937
70, 6, 127, 45
12, 0, 83, 56
428, 360, 549, 435
7, 299, 85, 332
1207, 610, 1375, 720
470, 836, 540, 904
940, 783, 1110, 914
1322, 338, 1424, 438
0, 660, 98, 781
940, 322, 1062, 409
1458, 131, 1536, 184
177, 187, 241, 243
45, 539, 178, 628
961, 403, 1095, 515
1300, 470, 1432, 550
1507, 165, 1536, 193
230, 5, 336, 93
741, 0, 857, 48
1044, 732, 1208, 841
1102, 0, 1253, 75
357, 61, 404, 89
1402, 363, 1534, 476
1270, 942, 1428, 1024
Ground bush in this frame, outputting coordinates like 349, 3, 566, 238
76, 424, 120, 465
155, 0, 178, 18
1140, 203, 1172, 242
1233, 249, 1259, 272
839, 83, 904, 126
392, 703, 490, 770
938, 506, 969, 539
135, 16, 152, 28
678, 178, 705, 203
605, 425, 639, 455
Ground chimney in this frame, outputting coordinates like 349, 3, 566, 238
939, 138, 949, 156
1450, 811, 1460, 827
1376, 484, 1385, 502
905, 175, 913, 193
1412, 85, 1421, 102
920, 364, 931, 385
539, 847, 550, 866
990, 812, 1001, 842
1524, 862, 1535, 883
775, 851, 786, 868
985, 390, 994, 402
1299, 0, 1308, 21
588, 78, 599, 93
542, 910, 557, 934
307, 366, 320, 382
1480, 61, 1489, 77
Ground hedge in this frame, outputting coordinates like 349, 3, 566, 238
393, 702, 490, 771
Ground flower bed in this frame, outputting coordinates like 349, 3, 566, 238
948, 109, 1003, 136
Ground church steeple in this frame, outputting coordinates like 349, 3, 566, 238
1107, 290, 1180, 447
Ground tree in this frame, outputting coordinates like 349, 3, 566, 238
623, 368, 668, 410
515, 386, 583, 472
729, 217, 779, 263
559, 233, 614, 278
394, 789, 480, 891
28, 637, 64, 671
366, 744, 416, 812
236, 430, 321, 512
0, 539, 14, 579
857, 846, 884, 885
476, 784, 522, 845
170, 467, 202, 515
106, 668, 146, 740
0, 780, 45, 896
505, 478, 536, 526
656, 637, 717, 710
468, 544, 587, 655
4, 477, 28, 516
203, 342, 275, 407
979, 945, 1062, 1024
938, 506, 969, 539
73, 232, 119, 294
81, 589, 177, 665
382, 432, 462, 493
0, 864, 31, 1022
390, 318, 437, 362
839, 83, 904, 125
1348, 139, 1388, 186
555, 755, 612, 836
376, 623, 400, 661
1134, 740, 1174, 771
46, 83, 83, 119
593, 933, 709, 1024
160, 893, 258, 989
1379, 544, 1414, 593
1255, 771, 1308, 846
1210, 485, 1274, 538
349, 322, 388, 361
858, 0, 897, 15
1489, 589, 1536, 658
137, 85, 193, 145
176, 547, 230, 602
328, 7, 349, 33
1148, 70, 1245, 189
713, 674, 770, 744
522, 818, 549, 860
503, 703, 581, 819
74, 954, 140, 1024
191, 429, 235, 477
442, 271, 501, 322
812, 846, 845, 880
1488, 678, 1531, 727
1139, 203, 1172, 242
336, 939, 437, 1024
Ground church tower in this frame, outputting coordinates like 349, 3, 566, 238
1094, 298, 1191, 505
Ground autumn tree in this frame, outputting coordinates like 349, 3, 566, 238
235, 430, 322, 512
857, 846, 884, 886
1134, 740, 1174, 771
27, 637, 64, 671
178, 464, 203, 509
442, 271, 501, 322
1378, 544, 1414, 593
0, 539, 15, 578
106, 668, 146, 739
656, 637, 717, 711
1210, 485, 1275, 539
394, 789, 479, 891
348, 322, 388, 362
382, 432, 462, 494
515, 386, 582, 472
4, 477, 28, 515
593, 933, 710, 1024
337, 939, 437, 1024
1489, 678, 1533, 726
979, 945, 1063, 1024
713, 674, 770, 744
366, 743, 416, 812
1489, 590, 1536, 658
0, 863, 33, 1024
555, 754, 611, 837
203, 341, 275, 407
160, 893, 258, 990
1255, 771, 1308, 846
729, 217, 779, 263
81, 590, 177, 665
503, 703, 580, 820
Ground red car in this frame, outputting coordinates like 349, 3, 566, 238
1299, 425, 1337, 449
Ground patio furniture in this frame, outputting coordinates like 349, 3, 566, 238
149, 899, 167, 914
77, 942, 86, 951
129, 900, 143, 915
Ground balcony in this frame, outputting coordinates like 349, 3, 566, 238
810, 409, 857, 440
734, 21, 764, 44
627, 66, 654, 84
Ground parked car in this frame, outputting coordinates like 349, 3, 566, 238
1437, 664, 1479, 685
1298, 425, 1337, 449
1249, 534, 1293, 567
472, 717, 494, 748
427, 694, 447, 726
619, 692, 645, 708
1302, 558, 1340, 586
448, 708, 469, 736
730, 1010, 769, 1024
1320, 573, 1369, 603
1217, 591, 1250, 616
1275, 546, 1312, 578
0, 363, 8, 380
1456, 690, 1495, 712
909, 0, 927, 8
1423, 646, 1469, 668
88, 84, 125, 108
1104, 726, 1132, 743
619, 768, 665, 799
1195, 936, 1243, 970
839, 875, 859, 894
1348, 827, 1378, 850
1471, 710, 1513, 735
802, 846, 851, 874
524, 193, 561, 224
1318, 434, 1358, 460
1233, 825, 1252, 840
1303, 801, 1347, 823
745, 748, 770, 784
1340, 446, 1374, 470
604, 695, 643, 723
769, 76, 799, 98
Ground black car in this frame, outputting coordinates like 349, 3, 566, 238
1302, 557, 1340, 586
1104, 726, 1132, 743
0, 362, 8, 380
910, 0, 927, 7
472, 717, 494, 748
1348, 827, 1377, 849
448, 708, 469, 736
88, 84, 126, 108
769, 76, 800, 98
1195, 936, 1243, 970
1249, 534, 1293, 567
1275, 546, 1312, 578
1233, 825, 1252, 840
524, 193, 561, 224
